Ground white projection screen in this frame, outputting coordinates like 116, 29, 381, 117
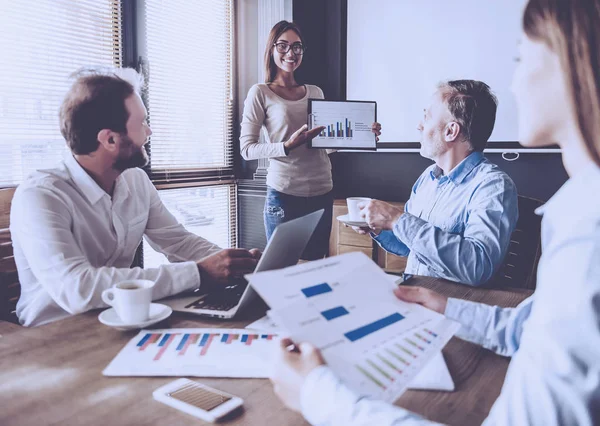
347, 0, 527, 145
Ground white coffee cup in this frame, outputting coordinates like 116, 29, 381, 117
101, 279, 155, 324
346, 197, 371, 221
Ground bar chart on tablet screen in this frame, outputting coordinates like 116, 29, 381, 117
310, 101, 376, 149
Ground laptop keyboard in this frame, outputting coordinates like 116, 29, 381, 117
184, 282, 248, 312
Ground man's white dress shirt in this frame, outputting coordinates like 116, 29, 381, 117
11, 155, 221, 327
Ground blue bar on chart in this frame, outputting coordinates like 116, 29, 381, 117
158, 334, 172, 346
321, 306, 349, 321
199, 334, 219, 356
301, 282, 333, 298
177, 334, 200, 355
154, 334, 178, 361
176, 334, 190, 351
137, 333, 162, 351
199, 333, 210, 347
344, 313, 405, 342
137, 333, 153, 347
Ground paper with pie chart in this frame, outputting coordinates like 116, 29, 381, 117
308, 100, 377, 149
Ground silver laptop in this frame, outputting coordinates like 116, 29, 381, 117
163, 209, 324, 319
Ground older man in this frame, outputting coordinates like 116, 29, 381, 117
355, 80, 518, 286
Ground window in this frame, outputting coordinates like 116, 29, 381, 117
0, 0, 238, 267
140, 0, 237, 266
142, 0, 235, 178
0, 0, 122, 186
143, 184, 237, 266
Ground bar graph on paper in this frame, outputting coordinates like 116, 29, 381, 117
353, 327, 439, 391
103, 329, 278, 378
320, 118, 355, 138
310, 100, 376, 149
267, 281, 457, 401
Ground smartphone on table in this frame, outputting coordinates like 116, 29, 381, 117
153, 378, 243, 422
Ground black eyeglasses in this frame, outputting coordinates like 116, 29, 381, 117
273, 42, 306, 55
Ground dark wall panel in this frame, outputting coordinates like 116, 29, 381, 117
293, 0, 346, 100
330, 152, 568, 202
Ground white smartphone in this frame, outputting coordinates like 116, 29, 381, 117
153, 378, 243, 422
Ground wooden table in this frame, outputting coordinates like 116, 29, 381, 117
0, 277, 532, 426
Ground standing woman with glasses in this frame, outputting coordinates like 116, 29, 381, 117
240, 20, 381, 259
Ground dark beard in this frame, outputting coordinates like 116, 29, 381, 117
113, 135, 149, 171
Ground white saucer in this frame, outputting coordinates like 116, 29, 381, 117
337, 214, 369, 228
98, 303, 172, 330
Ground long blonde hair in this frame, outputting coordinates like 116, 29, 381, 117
523, 0, 600, 166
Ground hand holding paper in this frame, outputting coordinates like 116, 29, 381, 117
247, 252, 459, 402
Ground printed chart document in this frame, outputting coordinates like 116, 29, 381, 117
308, 100, 377, 150
246, 312, 454, 391
103, 328, 278, 378
246, 252, 460, 402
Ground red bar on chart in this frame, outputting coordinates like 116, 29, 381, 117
140, 333, 161, 351
179, 334, 200, 356
226, 334, 238, 344
153, 334, 177, 361
245, 334, 255, 346
200, 334, 218, 356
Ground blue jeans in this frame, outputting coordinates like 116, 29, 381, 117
264, 187, 334, 260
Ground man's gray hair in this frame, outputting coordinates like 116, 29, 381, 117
437, 80, 498, 152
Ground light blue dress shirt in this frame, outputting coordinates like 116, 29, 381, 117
300, 164, 600, 426
373, 151, 518, 286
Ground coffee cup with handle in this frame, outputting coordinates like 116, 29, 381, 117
101, 279, 155, 324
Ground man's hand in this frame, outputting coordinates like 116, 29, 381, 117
345, 224, 379, 236
394, 286, 448, 314
249, 248, 262, 260
196, 248, 259, 285
371, 122, 382, 142
358, 199, 403, 231
284, 124, 326, 152
270, 338, 326, 412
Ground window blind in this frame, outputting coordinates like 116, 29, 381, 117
143, 184, 237, 267
143, 0, 235, 181
0, 0, 122, 186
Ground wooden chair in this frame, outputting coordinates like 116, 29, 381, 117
0, 187, 20, 324
487, 195, 544, 290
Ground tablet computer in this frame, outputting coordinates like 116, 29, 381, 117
308, 99, 377, 150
